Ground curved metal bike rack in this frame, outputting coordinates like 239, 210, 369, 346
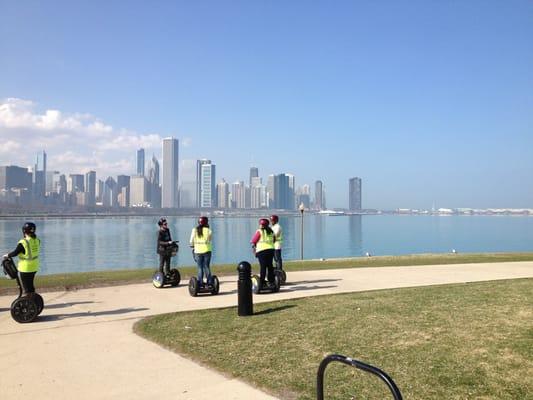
317, 354, 403, 400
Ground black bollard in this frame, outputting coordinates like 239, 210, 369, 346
237, 261, 253, 316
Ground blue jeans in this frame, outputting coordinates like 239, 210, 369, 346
196, 252, 212, 285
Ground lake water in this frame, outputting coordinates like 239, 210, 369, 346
0, 215, 532, 275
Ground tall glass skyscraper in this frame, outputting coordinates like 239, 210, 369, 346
199, 160, 216, 208
349, 177, 362, 211
137, 148, 145, 176
162, 137, 179, 208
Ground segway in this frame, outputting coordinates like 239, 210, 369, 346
188, 275, 220, 296
2, 257, 44, 323
251, 273, 281, 294
152, 241, 181, 288
188, 249, 219, 296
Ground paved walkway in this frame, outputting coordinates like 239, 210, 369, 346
1, 261, 532, 400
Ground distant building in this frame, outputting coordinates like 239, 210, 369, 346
314, 180, 324, 210
33, 151, 47, 201
68, 174, 85, 193
271, 173, 292, 209
148, 155, 161, 208
103, 177, 118, 207
117, 175, 130, 207
0, 165, 32, 191
196, 159, 212, 208
85, 171, 96, 206
179, 159, 197, 208
231, 181, 246, 209
95, 179, 104, 204
199, 161, 216, 208
162, 137, 179, 208
130, 175, 149, 206
217, 179, 229, 208
251, 184, 266, 209
349, 177, 362, 211
249, 166, 259, 187
137, 148, 145, 177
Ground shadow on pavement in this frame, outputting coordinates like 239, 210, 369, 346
45, 301, 97, 309
253, 305, 296, 315
284, 278, 341, 286
282, 285, 338, 293
37, 307, 149, 321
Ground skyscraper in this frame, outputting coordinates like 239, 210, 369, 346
0, 166, 32, 191
249, 166, 258, 187
68, 174, 85, 193
137, 148, 145, 177
196, 159, 212, 208
314, 180, 324, 210
349, 177, 362, 211
231, 181, 246, 209
272, 173, 291, 209
217, 179, 229, 208
85, 171, 96, 206
162, 137, 179, 208
117, 175, 130, 207
130, 175, 148, 206
199, 161, 216, 208
33, 150, 46, 200
179, 159, 197, 208
148, 155, 161, 208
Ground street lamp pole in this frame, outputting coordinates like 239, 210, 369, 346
299, 203, 305, 260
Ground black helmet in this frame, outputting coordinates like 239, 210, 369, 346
22, 222, 36, 235
157, 217, 167, 227
198, 216, 208, 226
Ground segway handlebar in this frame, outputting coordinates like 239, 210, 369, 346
316, 354, 403, 400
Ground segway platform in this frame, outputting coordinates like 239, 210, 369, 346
2, 257, 44, 323
251, 274, 281, 294
188, 275, 220, 296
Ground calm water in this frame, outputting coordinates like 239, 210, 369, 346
0, 215, 532, 275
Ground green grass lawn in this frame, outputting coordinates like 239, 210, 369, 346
1, 252, 533, 295
134, 279, 533, 400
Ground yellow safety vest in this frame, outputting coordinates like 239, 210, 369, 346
256, 229, 274, 253
272, 223, 283, 250
193, 227, 212, 254
18, 237, 40, 273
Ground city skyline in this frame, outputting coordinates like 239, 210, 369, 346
1, 2, 532, 209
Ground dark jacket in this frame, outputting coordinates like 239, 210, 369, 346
157, 229, 172, 255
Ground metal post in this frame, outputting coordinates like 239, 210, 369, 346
317, 354, 403, 400
299, 203, 305, 260
237, 261, 253, 316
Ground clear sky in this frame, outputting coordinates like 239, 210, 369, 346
1, 0, 531, 209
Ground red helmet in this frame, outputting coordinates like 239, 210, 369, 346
270, 215, 279, 224
259, 218, 269, 228
198, 216, 208, 226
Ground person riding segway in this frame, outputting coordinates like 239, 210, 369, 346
152, 217, 180, 288
2, 222, 44, 323
188, 216, 219, 296
250, 218, 280, 294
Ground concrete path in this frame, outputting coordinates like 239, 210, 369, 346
1, 261, 532, 400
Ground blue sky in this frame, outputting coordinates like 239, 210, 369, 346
1, 0, 531, 209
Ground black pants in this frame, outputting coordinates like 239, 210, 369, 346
19, 271, 36, 294
159, 255, 171, 274
257, 249, 275, 284
274, 249, 283, 270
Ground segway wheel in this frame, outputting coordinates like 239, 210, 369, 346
29, 293, 44, 315
188, 277, 199, 297
11, 295, 39, 323
272, 274, 281, 293
210, 276, 220, 295
251, 275, 261, 294
152, 271, 165, 288
169, 268, 181, 287
275, 269, 287, 285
